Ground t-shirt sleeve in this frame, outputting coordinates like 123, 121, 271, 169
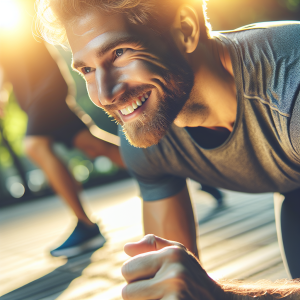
119, 129, 186, 201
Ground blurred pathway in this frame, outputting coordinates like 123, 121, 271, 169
0, 179, 288, 300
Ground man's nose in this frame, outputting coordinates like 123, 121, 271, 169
95, 67, 125, 106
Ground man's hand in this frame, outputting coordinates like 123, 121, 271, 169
122, 235, 300, 300
121, 234, 224, 300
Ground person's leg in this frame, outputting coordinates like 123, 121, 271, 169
24, 135, 106, 257
274, 189, 300, 279
23, 135, 93, 226
73, 129, 125, 168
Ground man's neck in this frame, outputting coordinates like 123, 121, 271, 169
186, 126, 231, 149
174, 37, 237, 132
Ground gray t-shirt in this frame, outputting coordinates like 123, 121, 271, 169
120, 21, 300, 201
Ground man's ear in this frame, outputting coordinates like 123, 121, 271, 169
170, 5, 200, 54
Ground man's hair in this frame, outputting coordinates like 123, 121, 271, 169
35, 0, 211, 46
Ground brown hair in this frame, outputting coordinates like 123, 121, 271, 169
35, 0, 211, 45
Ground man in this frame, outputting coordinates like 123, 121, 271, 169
36, 0, 300, 298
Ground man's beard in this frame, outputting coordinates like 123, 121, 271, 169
104, 47, 195, 148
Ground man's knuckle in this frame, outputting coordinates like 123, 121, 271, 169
145, 233, 156, 244
164, 246, 186, 261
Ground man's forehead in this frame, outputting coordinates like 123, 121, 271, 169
66, 9, 130, 53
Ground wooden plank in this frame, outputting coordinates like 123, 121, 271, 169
201, 223, 277, 270
246, 263, 288, 281
199, 211, 275, 248
197, 195, 274, 234
0, 181, 288, 300
208, 242, 281, 279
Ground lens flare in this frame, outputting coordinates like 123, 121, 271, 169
0, 0, 21, 29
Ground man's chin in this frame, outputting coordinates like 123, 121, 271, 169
123, 126, 166, 148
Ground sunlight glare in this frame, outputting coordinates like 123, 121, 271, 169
0, 0, 21, 29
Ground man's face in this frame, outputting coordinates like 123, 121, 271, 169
67, 9, 194, 148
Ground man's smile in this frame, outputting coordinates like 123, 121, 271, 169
119, 91, 150, 116
117, 90, 153, 123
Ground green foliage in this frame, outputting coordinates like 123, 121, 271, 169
0, 145, 12, 167
278, 0, 300, 11
0, 93, 27, 168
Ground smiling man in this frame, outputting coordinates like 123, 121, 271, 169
36, 0, 300, 298
68, 8, 197, 149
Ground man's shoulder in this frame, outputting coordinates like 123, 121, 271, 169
218, 21, 300, 117
216, 21, 300, 39
217, 21, 300, 55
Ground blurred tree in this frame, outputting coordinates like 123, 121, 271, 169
278, 0, 300, 11
2, 93, 27, 158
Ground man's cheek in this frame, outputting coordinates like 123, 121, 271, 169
125, 60, 163, 84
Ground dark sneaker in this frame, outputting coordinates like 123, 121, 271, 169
200, 184, 224, 207
50, 220, 106, 258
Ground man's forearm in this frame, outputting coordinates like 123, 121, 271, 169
143, 185, 199, 256
219, 279, 300, 300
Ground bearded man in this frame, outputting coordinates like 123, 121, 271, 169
36, 0, 300, 298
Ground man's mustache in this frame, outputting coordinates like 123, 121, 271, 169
104, 84, 155, 111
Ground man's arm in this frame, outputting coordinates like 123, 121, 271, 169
122, 235, 300, 300
143, 184, 199, 257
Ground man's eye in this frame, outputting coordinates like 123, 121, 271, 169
81, 67, 93, 74
115, 48, 125, 58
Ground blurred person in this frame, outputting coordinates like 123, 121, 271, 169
36, 0, 300, 298
0, 58, 122, 258
0, 2, 125, 258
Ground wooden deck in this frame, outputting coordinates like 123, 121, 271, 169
0, 178, 288, 300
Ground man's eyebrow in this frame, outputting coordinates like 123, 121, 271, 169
96, 36, 142, 58
72, 60, 86, 70
72, 36, 142, 71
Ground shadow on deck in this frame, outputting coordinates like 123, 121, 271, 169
0, 179, 288, 300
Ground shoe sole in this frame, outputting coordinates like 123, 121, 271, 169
50, 235, 106, 258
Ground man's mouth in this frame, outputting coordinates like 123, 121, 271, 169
120, 91, 150, 116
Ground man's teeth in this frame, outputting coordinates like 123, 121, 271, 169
120, 93, 149, 115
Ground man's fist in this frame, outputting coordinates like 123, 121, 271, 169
121, 234, 225, 300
